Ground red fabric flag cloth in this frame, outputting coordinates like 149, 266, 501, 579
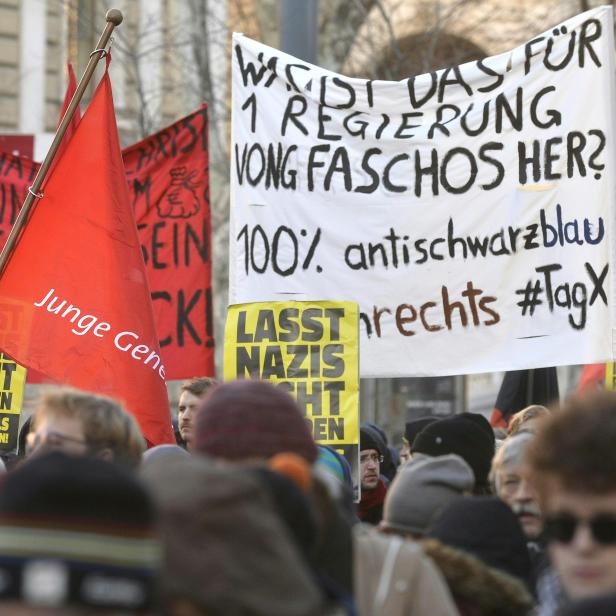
577, 364, 606, 392
58, 62, 81, 132
123, 105, 215, 378
0, 61, 174, 445
0, 110, 215, 382
27, 63, 82, 386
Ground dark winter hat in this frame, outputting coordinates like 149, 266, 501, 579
382, 454, 475, 535
0, 452, 160, 611
193, 379, 318, 464
360, 425, 385, 454
428, 496, 532, 587
413, 415, 495, 486
459, 412, 495, 444
404, 417, 437, 446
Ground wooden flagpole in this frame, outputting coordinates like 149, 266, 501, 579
0, 8, 123, 277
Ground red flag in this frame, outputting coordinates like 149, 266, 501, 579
490, 368, 559, 428
123, 106, 215, 378
58, 63, 81, 133
577, 364, 606, 392
0, 59, 173, 445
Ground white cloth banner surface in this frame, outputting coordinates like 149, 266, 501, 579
230, 7, 616, 377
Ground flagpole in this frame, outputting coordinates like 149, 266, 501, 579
0, 8, 123, 277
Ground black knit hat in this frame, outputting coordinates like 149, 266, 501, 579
428, 496, 532, 588
412, 415, 495, 487
360, 425, 385, 454
404, 417, 437, 446
0, 452, 160, 611
459, 412, 495, 444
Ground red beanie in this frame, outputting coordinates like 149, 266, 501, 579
193, 380, 318, 464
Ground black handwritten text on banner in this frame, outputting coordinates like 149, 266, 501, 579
229, 8, 616, 376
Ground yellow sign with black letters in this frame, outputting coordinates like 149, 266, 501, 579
0, 354, 26, 451
224, 301, 359, 476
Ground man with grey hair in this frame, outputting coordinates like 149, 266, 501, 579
492, 430, 565, 612
491, 431, 542, 540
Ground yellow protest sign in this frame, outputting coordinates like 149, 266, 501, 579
0, 354, 26, 451
224, 300, 359, 468
606, 363, 615, 390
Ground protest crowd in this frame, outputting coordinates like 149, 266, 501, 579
0, 375, 610, 615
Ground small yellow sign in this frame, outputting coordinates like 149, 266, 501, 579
0, 353, 26, 450
606, 363, 615, 390
224, 301, 359, 450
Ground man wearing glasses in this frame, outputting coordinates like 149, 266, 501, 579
528, 390, 616, 611
357, 426, 389, 525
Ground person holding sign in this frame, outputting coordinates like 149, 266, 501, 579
358, 427, 389, 525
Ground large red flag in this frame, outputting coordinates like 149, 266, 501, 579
0, 59, 174, 445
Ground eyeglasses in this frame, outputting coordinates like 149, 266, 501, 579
26, 430, 88, 456
360, 453, 384, 465
544, 512, 616, 545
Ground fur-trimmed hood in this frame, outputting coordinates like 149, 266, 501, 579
420, 538, 534, 616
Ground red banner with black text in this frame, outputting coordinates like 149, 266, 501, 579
0, 106, 214, 380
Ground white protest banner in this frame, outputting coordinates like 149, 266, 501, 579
230, 7, 616, 377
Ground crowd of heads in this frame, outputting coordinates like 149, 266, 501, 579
0, 378, 616, 614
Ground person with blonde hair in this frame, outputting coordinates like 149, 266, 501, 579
27, 387, 145, 468
507, 405, 550, 436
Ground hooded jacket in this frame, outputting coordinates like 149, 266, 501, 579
353, 525, 458, 616
421, 538, 534, 616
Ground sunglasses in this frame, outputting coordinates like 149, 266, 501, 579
544, 512, 616, 545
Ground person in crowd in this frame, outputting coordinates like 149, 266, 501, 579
354, 523, 459, 615
507, 404, 550, 436
141, 453, 327, 616
315, 445, 353, 492
527, 390, 616, 607
412, 413, 495, 494
192, 379, 353, 601
142, 443, 190, 466
425, 496, 534, 615
193, 379, 317, 464
26, 386, 145, 468
399, 439, 411, 465
0, 451, 160, 614
362, 422, 397, 481
379, 454, 474, 538
491, 431, 542, 540
491, 429, 564, 604
358, 426, 388, 524
177, 376, 217, 450
399, 416, 438, 465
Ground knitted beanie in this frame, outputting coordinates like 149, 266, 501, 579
413, 415, 495, 487
0, 452, 160, 611
404, 417, 437, 446
427, 496, 532, 587
382, 454, 475, 535
316, 446, 353, 489
193, 379, 318, 464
